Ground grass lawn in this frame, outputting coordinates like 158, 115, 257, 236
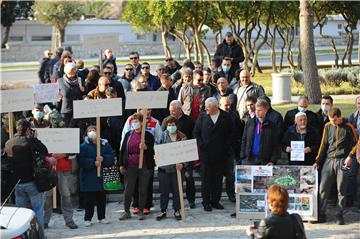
272, 99, 356, 118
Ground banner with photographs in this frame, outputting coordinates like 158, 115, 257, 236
235, 165, 318, 221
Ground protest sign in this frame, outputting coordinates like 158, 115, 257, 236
83, 33, 119, 51
36, 128, 80, 153
125, 91, 168, 109
33, 83, 60, 103
0, 88, 35, 113
291, 141, 305, 161
73, 98, 123, 118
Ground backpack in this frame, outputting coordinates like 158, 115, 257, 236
27, 138, 58, 192
291, 213, 307, 239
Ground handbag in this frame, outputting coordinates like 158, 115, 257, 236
102, 164, 123, 191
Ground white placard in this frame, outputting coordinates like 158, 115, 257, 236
0, 88, 35, 113
83, 33, 119, 51
73, 98, 123, 118
33, 83, 60, 103
154, 139, 198, 167
291, 141, 305, 161
36, 128, 80, 153
125, 91, 168, 109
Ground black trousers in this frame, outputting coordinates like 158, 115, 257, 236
200, 162, 224, 205
158, 169, 180, 211
185, 164, 196, 203
132, 169, 154, 208
83, 191, 106, 221
224, 157, 235, 198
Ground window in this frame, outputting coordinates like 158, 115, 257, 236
9, 36, 23, 42
31, 36, 51, 41
66, 34, 80, 42
136, 33, 146, 41
152, 34, 157, 42
337, 24, 342, 30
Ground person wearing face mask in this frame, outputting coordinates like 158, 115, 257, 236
284, 96, 321, 134
316, 95, 333, 134
156, 116, 186, 221
29, 104, 50, 128
282, 112, 321, 166
213, 57, 235, 84
119, 113, 155, 221
78, 126, 114, 227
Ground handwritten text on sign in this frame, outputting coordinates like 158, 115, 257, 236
0, 88, 35, 113
33, 83, 60, 103
125, 91, 168, 109
73, 98, 123, 118
36, 128, 80, 153
154, 139, 198, 167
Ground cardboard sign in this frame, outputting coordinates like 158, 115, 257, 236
73, 98, 123, 118
125, 91, 168, 109
33, 83, 60, 103
35, 128, 80, 153
154, 139, 198, 167
291, 141, 305, 161
83, 33, 119, 51
0, 88, 35, 113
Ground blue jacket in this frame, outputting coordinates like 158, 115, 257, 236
78, 137, 114, 192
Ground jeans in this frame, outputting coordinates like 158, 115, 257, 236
44, 172, 78, 224
15, 181, 44, 227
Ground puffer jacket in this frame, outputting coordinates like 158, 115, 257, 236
178, 83, 211, 116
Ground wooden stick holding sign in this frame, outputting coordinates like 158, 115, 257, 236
154, 139, 199, 222
97, 49, 103, 177
8, 112, 14, 139
138, 108, 148, 169
52, 166, 57, 208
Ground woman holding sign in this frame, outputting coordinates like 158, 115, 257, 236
119, 113, 155, 221
156, 116, 186, 221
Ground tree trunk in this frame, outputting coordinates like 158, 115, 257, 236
297, 39, 302, 70
161, 30, 172, 58
318, 20, 339, 68
1, 26, 11, 48
270, 26, 277, 72
286, 27, 296, 70
193, 27, 204, 64
277, 26, 286, 72
200, 39, 211, 66
58, 27, 65, 47
299, 0, 321, 103
347, 30, 353, 67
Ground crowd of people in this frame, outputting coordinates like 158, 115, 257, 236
1, 31, 360, 238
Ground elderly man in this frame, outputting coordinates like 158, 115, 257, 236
139, 62, 160, 91
214, 32, 244, 73
129, 51, 141, 78
87, 76, 110, 99
315, 108, 358, 225
282, 112, 321, 165
213, 77, 237, 112
240, 99, 278, 165
38, 50, 53, 83
194, 97, 233, 211
164, 57, 180, 75
284, 96, 321, 133
213, 57, 235, 84
103, 49, 117, 75
234, 69, 265, 119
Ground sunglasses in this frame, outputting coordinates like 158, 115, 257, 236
104, 72, 112, 75
142, 66, 150, 69
130, 57, 138, 60
125, 68, 133, 71
165, 59, 172, 62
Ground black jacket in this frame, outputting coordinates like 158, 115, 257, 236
254, 213, 298, 239
240, 117, 279, 164
213, 69, 235, 84
119, 130, 155, 169
161, 113, 194, 140
193, 110, 233, 164
38, 57, 52, 83
58, 76, 83, 114
214, 39, 244, 72
229, 111, 244, 162
267, 108, 284, 141
282, 125, 321, 165
152, 86, 177, 124
284, 108, 321, 134
316, 109, 330, 134
103, 56, 117, 75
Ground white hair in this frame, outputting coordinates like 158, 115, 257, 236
169, 100, 182, 109
295, 112, 307, 120
205, 97, 219, 107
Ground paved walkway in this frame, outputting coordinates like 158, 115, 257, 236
45, 199, 360, 239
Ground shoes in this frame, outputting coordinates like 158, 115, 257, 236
203, 203, 212, 212
211, 203, 224, 210
133, 207, 139, 214
66, 221, 78, 229
189, 201, 196, 209
138, 211, 145, 220
156, 211, 167, 221
229, 195, 236, 203
99, 219, 109, 224
336, 214, 344, 225
119, 211, 131, 220
84, 221, 92, 227
230, 212, 236, 218
174, 210, 182, 220
44, 223, 48, 229
143, 208, 150, 215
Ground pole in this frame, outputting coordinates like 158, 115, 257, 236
99, 49, 103, 73
8, 112, 14, 139
138, 108, 148, 169
52, 166, 57, 208
96, 117, 101, 177
177, 168, 186, 222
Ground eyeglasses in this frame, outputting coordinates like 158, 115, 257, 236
104, 72, 112, 75
130, 57, 138, 60
142, 66, 150, 69
125, 68, 133, 71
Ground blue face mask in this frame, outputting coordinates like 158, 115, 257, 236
222, 65, 230, 73
167, 125, 177, 134
34, 111, 44, 119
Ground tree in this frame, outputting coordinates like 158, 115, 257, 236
1, 1, 33, 48
299, 0, 321, 103
32, 1, 84, 47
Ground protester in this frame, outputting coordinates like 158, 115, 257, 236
38, 50, 53, 83
317, 95, 333, 133
119, 113, 155, 220
203, 67, 217, 95
76, 59, 89, 83
118, 63, 134, 93
246, 185, 306, 239
242, 96, 257, 123
87, 76, 110, 100
103, 49, 117, 75
138, 62, 161, 91
129, 51, 141, 78
84, 66, 100, 93
315, 107, 358, 225
52, 50, 73, 82
193, 97, 232, 211
78, 125, 114, 226
172, 67, 193, 98
155, 64, 166, 81
213, 77, 237, 112
156, 116, 186, 221
164, 57, 181, 75
194, 61, 203, 71
213, 57, 235, 84
29, 104, 50, 128
171, 59, 195, 84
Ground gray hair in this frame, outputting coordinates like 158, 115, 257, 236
205, 97, 219, 107
298, 96, 309, 102
181, 67, 193, 77
169, 100, 182, 109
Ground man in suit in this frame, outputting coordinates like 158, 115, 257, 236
193, 97, 233, 212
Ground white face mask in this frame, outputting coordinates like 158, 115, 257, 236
132, 122, 141, 130
321, 105, 330, 114
298, 106, 307, 113
87, 131, 97, 141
